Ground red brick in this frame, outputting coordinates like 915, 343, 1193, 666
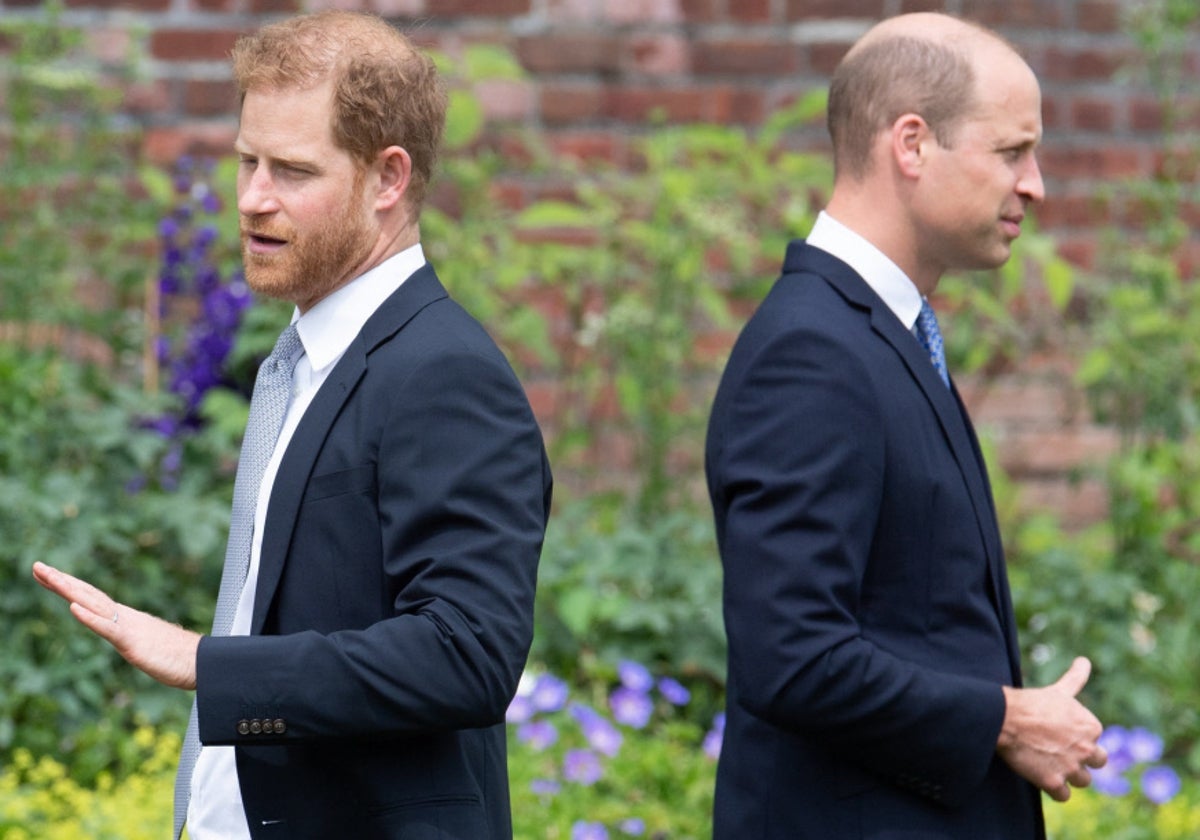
963, 0, 1065, 28
122, 79, 172, 115
547, 131, 628, 164
142, 123, 237, 165
899, 0, 946, 12
1034, 193, 1112, 229
604, 85, 709, 123
1001, 427, 1120, 475
1076, 0, 1122, 33
1042, 45, 1130, 82
963, 379, 1073, 426
65, 0, 168, 8
693, 39, 798, 76
1016, 478, 1109, 529
679, 0, 720, 22
1054, 236, 1097, 269
729, 0, 772, 22
1039, 145, 1145, 181
807, 42, 851, 75
626, 34, 690, 76
184, 79, 238, 118
248, 0, 303, 10
1070, 96, 1116, 132
604, 0, 683, 24
427, 0, 530, 13
474, 79, 535, 120
539, 83, 605, 125
785, 0, 883, 20
516, 34, 620, 74
151, 29, 243, 62
710, 85, 767, 124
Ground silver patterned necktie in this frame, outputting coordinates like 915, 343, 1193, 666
174, 322, 303, 839
914, 298, 950, 388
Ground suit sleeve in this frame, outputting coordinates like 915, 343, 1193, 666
710, 323, 1004, 806
195, 337, 550, 740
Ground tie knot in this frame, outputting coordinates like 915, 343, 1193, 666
270, 323, 303, 367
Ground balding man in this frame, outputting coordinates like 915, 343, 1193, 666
706, 13, 1106, 838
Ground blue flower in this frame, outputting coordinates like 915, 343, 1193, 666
530, 778, 560, 797
618, 660, 654, 693
516, 719, 558, 751
1091, 761, 1132, 796
618, 817, 646, 835
1127, 727, 1164, 764
563, 749, 603, 785
657, 676, 690, 706
531, 673, 570, 712
1098, 725, 1133, 772
571, 703, 622, 756
610, 686, 653, 729
572, 821, 609, 840
703, 711, 725, 760
506, 693, 534, 724
1141, 765, 1181, 805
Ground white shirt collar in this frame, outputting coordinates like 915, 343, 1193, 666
806, 211, 924, 330
292, 243, 426, 373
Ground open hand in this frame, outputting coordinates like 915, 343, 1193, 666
32, 561, 200, 690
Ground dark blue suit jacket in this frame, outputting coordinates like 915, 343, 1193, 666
706, 241, 1044, 839
195, 265, 552, 839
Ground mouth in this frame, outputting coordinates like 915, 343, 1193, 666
1000, 215, 1023, 239
242, 229, 289, 254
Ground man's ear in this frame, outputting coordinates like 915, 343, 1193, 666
891, 113, 931, 179
374, 145, 412, 211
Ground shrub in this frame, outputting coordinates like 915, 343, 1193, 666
507, 664, 718, 839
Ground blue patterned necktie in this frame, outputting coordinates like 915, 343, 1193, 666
174, 322, 303, 839
915, 299, 950, 388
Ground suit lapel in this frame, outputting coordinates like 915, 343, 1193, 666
250, 265, 449, 633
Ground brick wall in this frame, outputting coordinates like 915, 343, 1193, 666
4, 0, 1197, 526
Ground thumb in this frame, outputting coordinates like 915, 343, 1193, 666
1054, 656, 1092, 696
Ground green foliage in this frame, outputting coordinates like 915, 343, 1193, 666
0, 725, 177, 839
425, 90, 833, 520
0, 348, 230, 778
533, 500, 726, 687
1044, 781, 1200, 840
0, 3, 158, 355
508, 669, 716, 839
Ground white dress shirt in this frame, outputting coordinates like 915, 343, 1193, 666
186, 244, 427, 840
806, 210, 924, 331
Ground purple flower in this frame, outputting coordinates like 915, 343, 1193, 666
563, 749, 603, 785
1127, 727, 1164, 765
572, 821, 608, 840
703, 712, 725, 760
1091, 761, 1132, 796
618, 817, 646, 835
618, 660, 653, 693
516, 719, 558, 751
530, 778, 560, 797
657, 676, 690, 706
610, 686, 653, 729
571, 704, 623, 756
506, 693, 534, 724
531, 673, 569, 712
1098, 726, 1133, 772
1141, 765, 1181, 805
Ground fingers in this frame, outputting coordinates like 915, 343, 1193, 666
33, 562, 122, 639
1053, 656, 1092, 697
1085, 744, 1108, 768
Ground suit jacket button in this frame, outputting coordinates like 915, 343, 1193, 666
250, 719, 263, 735
273, 719, 287, 734
237, 720, 250, 736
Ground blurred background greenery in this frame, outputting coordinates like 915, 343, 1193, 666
0, 2, 1198, 837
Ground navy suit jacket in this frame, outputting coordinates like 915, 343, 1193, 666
194, 265, 552, 839
705, 241, 1044, 839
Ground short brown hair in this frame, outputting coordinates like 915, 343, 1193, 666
826, 35, 976, 181
231, 10, 447, 210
